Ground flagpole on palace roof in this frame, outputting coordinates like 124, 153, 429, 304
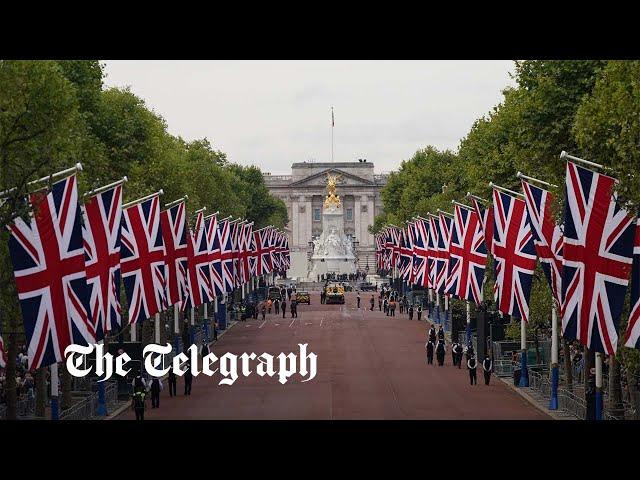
331, 106, 334, 163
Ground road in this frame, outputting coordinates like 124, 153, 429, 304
117, 291, 549, 420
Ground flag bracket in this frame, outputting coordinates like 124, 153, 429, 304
516, 172, 558, 188
83, 176, 128, 199
489, 182, 524, 199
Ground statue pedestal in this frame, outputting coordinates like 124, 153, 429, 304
308, 202, 356, 278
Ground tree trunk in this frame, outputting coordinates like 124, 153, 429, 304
534, 329, 541, 365
61, 361, 73, 410
563, 340, 573, 391
5, 330, 18, 420
608, 355, 624, 419
626, 367, 640, 420
34, 367, 46, 417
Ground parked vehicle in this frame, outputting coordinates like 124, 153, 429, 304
325, 283, 345, 304
358, 282, 377, 291
268, 286, 282, 301
341, 282, 353, 292
295, 291, 311, 304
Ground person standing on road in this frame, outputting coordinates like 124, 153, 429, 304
184, 362, 193, 395
408, 305, 414, 321
417, 305, 423, 322
267, 298, 272, 314
389, 298, 396, 317
132, 389, 146, 421
213, 321, 218, 341
168, 367, 177, 397
201, 340, 210, 357
436, 339, 446, 366
378, 295, 382, 311
281, 299, 287, 318
454, 342, 463, 368
467, 356, 478, 385
437, 325, 445, 342
150, 377, 163, 409
426, 340, 434, 365
274, 298, 280, 315
357, 292, 361, 309
482, 354, 493, 385
287, 287, 292, 300
428, 324, 436, 344
370, 295, 375, 311
261, 304, 266, 321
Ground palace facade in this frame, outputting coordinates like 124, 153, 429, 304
263, 161, 389, 278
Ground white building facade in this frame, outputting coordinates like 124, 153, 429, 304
264, 161, 388, 279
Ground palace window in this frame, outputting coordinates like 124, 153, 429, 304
346, 208, 353, 221
313, 208, 321, 221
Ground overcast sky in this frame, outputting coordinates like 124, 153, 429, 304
102, 61, 515, 175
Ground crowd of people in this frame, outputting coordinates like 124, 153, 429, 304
318, 271, 368, 283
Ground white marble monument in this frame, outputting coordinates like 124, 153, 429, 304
309, 174, 356, 278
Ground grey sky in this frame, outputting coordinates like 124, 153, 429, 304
102, 61, 515, 175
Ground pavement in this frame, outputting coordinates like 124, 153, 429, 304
115, 291, 550, 420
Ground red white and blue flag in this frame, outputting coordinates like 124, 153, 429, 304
217, 218, 236, 293
121, 195, 167, 325
562, 161, 635, 354
491, 189, 537, 321
522, 180, 564, 307
206, 214, 224, 299
412, 219, 430, 288
184, 211, 213, 309
82, 183, 123, 341
427, 216, 439, 289
624, 220, 640, 349
436, 213, 453, 295
445, 204, 486, 304
399, 226, 413, 282
0, 334, 6, 369
161, 201, 189, 309
253, 227, 273, 276
471, 197, 494, 255
7, 174, 93, 368
239, 223, 253, 284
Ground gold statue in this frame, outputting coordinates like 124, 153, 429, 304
324, 173, 342, 208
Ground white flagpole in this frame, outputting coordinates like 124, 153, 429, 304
549, 301, 559, 409
519, 317, 529, 387
595, 352, 603, 420
154, 313, 160, 344
50, 363, 59, 420
130, 322, 137, 342
331, 106, 334, 163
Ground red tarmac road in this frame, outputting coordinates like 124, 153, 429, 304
117, 291, 549, 420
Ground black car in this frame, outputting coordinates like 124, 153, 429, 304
358, 282, 377, 291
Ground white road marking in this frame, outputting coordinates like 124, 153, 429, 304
320, 318, 324, 327
259, 320, 267, 328
289, 319, 295, 327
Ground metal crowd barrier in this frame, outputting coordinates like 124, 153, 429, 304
557, 388, 586, 420
0, 404, 7, 419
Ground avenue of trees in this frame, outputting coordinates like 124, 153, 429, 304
0, 60, 288, 418
371, 60, 640, 417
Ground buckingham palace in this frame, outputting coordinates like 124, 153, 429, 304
263, 160, 389, 279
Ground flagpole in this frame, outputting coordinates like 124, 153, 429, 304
50, 363, 59, 420
519, 317, 529, 387
549, 301, 559, 410
595, 352, 603, 420
331, 106, 334, 163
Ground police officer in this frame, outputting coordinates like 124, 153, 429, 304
467, 355, 478, 385
150, 376, 163, 409
465, 343, 475, 363
370, 295, 375, 311
482, 354, 493, 385
417, 305, 423, 322
357, 292, 361, 309
428, 325, 436, 344
426, 340, 434, 365
281, 299, 287, 318
437, 325, 445, 342
408, 305, 414, 321
201, 340, 209, 357
451, 342, 459, 366
132, 373, 147, 394
168, 367, 177, 397
436, 339, 446, 366
132, 388, 146, 420
184, 362, 193, 396
454, 342, 464, 368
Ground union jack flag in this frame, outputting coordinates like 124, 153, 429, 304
231, 221, 242, 288
217, 219, 235, 293
254, 228, 273, 276
624, 220, 640, 349
412, 219, 430, 288
492, 189, 537, 321
7, 174, 93, 368
205, 214, 223, 299
185, 211, 213, 310
427, 216, 439, 288
445, 204, 486, 304
0, 334, 6, 369
399, 226, 413, 282
161, 201, 188, 309
82, 183, 123, 341
271, 229, 282, 272
562, 161, 635, 354
239, 223, 253, 284
471, 197, 494, 255
267, 227, 278, 274
522, 180, 564, 307
281, 234, 291, 270
436, 213, 453, 294
248, 231, 258, 278
121, 195, 166, 325
406, 222, 417, 285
